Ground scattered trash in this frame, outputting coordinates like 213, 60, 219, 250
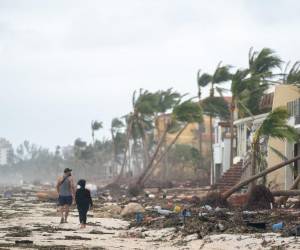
135, 212, 143, 223
94, 204, 122, 218
246, 222, 266, 230
15, 240, 33, 245
65, 235, 91, 240
157, 209, 173, 216
3, 190, 12, 199
36, 191, 58, 201
291, 225, 300, 236
272, 222, 284, 232
173, 205, 182, 213
217, 223, 225, 232
201, 205, 212, 211
199, 192, 228, 208
121, 203, 145, 217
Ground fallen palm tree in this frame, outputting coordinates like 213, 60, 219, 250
222, 154, 300, 200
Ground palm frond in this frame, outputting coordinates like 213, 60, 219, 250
197, 71, 212, 87
202, 96, 230, 120
249, 47, 282, 77
255, 107, 299, 142
173, 101, 203, 123
212, 63, 232, 84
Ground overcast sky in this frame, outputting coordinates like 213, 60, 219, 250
1, 0, 300, 150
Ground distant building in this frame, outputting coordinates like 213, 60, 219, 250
212, 97, 232, 183
213, 119, 231, 182
155, 113, 213, 157
0, 138, 13, 166
153, 113, 213, 183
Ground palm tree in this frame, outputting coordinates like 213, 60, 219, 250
227, 48, 282, 167
197, 71, 212, 161
200, 62, 231, 184
282, 61, 300, 85
229, 69, 250, 167
244, 47, 282, 116
136, 100, 203, 187
111, 118, 125, 176
115, 89, 182, 183
249, 107, 299, 189
91, 120, 103, 143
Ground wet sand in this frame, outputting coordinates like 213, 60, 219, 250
0, 185, 299, 249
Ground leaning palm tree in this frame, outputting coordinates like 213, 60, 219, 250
111, 118, 125, 176
197, 71, 212, 161
227, 48, 282, 167
244, 47, 282, 116
136, 100, 203, 187
249, 107, 299, 189
282, 61, 300, 86
201, 63, 231, 184
91, 120, 103, 143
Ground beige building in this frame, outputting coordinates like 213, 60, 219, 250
267, 85, 300, 190
155, 114, 213, 157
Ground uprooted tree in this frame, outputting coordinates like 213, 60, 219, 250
222, 154, 300, 200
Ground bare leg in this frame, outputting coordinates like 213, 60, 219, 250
59, 206, 64, 223
64, 205, 70, 222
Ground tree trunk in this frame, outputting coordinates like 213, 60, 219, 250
140, 123, 150, 169
209, 83, 215, 185
272, 190, 300, 197
197, 89, 203, 165
229, 101, 235, 169
222, 154, 300, 200
114, 120, 133, 183
248, 140, 259, 191
141, 123, 189, 185
110, 129, 117, 177
135, 126, 169, 186
209, 115, 214, 185
278, 174, 300, 204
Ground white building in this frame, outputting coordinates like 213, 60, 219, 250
234, 113, 269, 161
0, 138, 13, 166
213, 118, 232, 181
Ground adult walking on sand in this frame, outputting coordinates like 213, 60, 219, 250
56, 168, 75, 224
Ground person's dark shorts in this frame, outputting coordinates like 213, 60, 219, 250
58, 195, 73, 206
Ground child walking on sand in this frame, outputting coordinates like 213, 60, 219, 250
75, 179, 93, 228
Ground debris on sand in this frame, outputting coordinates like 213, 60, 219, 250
128, 184, 143, 197
36, 190, 58, 201
15, 240, 33, 245
94, 203, 122, 218
64, 235, 92, 240
198, 192, 229, 208
245, 185, 274, 210
121, 202, 145, 217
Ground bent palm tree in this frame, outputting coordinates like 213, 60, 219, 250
249, 107, 299, 189
197, 71, 212, 160
201, 63, 231, 184
136, 100, 203, 187
91, 121, 103, 143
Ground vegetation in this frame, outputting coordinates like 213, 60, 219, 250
5, 46, 300, 191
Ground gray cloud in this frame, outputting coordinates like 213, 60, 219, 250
1, 0, 300, 150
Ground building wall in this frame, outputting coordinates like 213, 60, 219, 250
155, 114, 213, 157
267, 85, 300, 190
0, 138, 13, 166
